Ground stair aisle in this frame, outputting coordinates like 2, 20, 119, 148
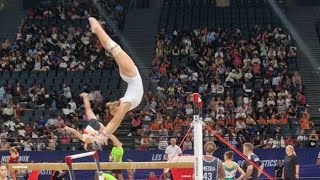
287, 6, 320, 121
114, 8, 161, 148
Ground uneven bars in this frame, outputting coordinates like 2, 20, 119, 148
66, 151, 97, 160
8, 161, 194, 171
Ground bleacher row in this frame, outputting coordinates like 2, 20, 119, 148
150, 72, 300, 109
160, 0, 285, 34
24, 18, 91, 30
1, 70, 120, 122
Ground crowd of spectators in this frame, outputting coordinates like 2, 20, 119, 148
135, 25, 319, 150
0, 81, 108, 151
0, 0, 126, 151
0, 0, 125, 72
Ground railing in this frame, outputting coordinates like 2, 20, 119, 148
132, 133, 319, 149
0, 131, 318, 151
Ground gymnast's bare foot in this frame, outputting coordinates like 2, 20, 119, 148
80, 92, 89, 99
88, 17, 100, 34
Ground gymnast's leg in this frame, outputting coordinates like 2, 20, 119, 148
80, 93, 104, 131
89, 17, 137, 78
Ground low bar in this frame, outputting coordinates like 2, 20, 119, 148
8, 159, 194, 171
67, 151, 96, 160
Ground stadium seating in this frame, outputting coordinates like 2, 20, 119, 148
0, 0, 127, 151
135, 0, 316, 150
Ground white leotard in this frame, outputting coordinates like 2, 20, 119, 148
120, 66, 143, 110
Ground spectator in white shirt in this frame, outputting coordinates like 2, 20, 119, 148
14, 119, 25, 137
214, 48, 223, 58
243, 54, 251, 65
68, 99, 77, 112
62, 84, 72, 99
185, 103, 193, 116
3, 103, 14, 119
3, 120, 15, 132
165, 138, 182, 160
23, 139, 34, 151
216, 83, 224, 95
235, 107, 247, 119
190, 71, 198, 82
235, 118, 246, 132
272, 135, 285, 148
164, 138, 182, 180
251, 53, 261, 64
216, 110, 225, 119
211, 82, 218, 94
63, 104, 74, 116
46, 114, 57, 127
158, 131, 169, 150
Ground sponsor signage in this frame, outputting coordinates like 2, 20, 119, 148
1, 148, 319, 179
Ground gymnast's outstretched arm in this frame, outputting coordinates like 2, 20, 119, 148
64, 126, 84, 141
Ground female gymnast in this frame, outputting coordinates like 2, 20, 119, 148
223, 151, 245, 180
88, 17, 143, 134
7, 147, 19, 180
64, 93, 109, 151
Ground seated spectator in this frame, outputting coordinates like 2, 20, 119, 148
0, 138, 10, 151
296, 130, 308, 147
158, 131, 169, 150
13, 103, 24, 118
35, 138, 46, 151
24, 123, 33, 137
129, 115, 142, 136
272, 134, 285, 148
245, 114, 256, 126
296, 92, 306, 106
292, 71, 302, 89
2, 103, 14, 120
3, 118, 15, 132
278, 114, 288, 125
182, 136, 192, 150
147, 172, 158, 180
140, 135, 150, 150
92, 86, 103, 110
55, 116, 65, 128
150, 121, 160, 132
23, 139, 34, 151
268, 114, 278, 125
46, 114, 57, 128
235, 118, 246, 133
14, 118, 25, 137
300, 113, 310, 130
63, 104, 75, 117
253, 133, 263, 148
46, 132, 57, 151
309, 130, 319, 147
